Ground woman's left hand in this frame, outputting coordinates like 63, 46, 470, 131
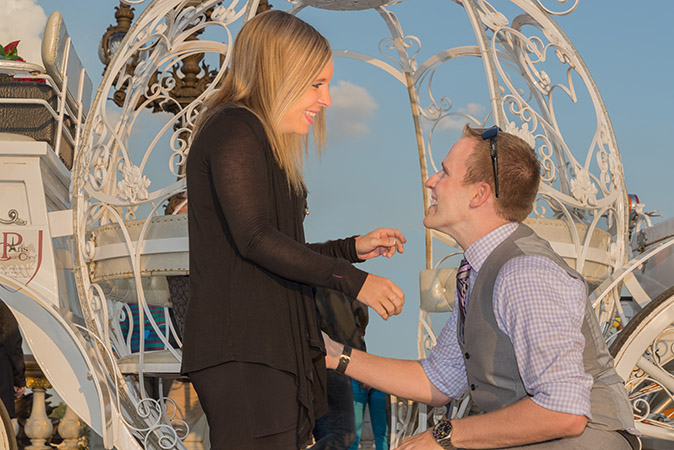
356, 228, 406, 260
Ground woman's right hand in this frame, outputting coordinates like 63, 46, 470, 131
357, 274, 404, 320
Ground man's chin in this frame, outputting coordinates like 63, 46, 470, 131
422, 215, 433, 229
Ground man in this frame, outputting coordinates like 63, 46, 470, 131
0, 299, 25, 427
323, 125, 637, 449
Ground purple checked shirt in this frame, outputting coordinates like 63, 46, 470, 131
420, 222, 594, 418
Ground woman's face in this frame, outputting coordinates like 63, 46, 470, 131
278, 60, 334, 135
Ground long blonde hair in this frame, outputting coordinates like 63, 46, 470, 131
197, 10, 332, 193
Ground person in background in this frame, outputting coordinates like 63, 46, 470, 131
323, 125, 638, 450
182, 10, 405, 450
349, 384, 388, 450
0, 299, 25, 426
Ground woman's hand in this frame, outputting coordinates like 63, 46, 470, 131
355, 228, 406, 260
322, 331, 343, 370
357, 274, 405, 320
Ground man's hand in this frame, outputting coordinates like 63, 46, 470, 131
357, 274, 404, 320
355, 228, 406, 260
322, 331, 343, 370
397, 429, 443, 449
14, 386, 25, 398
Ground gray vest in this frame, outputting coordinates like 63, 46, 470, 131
458, 224, 634, 431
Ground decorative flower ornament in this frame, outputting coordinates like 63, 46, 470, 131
117, 163, 151, 202
504, 121, 536, 148
570, 167, 598, 205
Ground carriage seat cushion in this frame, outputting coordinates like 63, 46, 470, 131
117, 349, 181, 375
90, 214, 188, 307
0, 80, 75, 168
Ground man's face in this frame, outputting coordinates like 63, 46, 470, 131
423, 138, 475, 233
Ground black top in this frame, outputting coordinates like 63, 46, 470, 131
315, 287, 368, 352
0, 299, 25, 418
182, 106, 368, 440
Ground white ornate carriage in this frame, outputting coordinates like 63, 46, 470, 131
0, 1, 673, 449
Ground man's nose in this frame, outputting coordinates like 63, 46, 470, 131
425, 172, 438, 188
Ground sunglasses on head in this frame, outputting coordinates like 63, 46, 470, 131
481, 126, 501, 198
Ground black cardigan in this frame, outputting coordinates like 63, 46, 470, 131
182, 106, 368, 441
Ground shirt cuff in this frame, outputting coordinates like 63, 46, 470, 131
531, 381, 592, 419
420, 358, 467, 399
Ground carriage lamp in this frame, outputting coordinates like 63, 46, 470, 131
98, 2, 134, 69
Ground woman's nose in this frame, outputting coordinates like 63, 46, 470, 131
319, 88, 332, 108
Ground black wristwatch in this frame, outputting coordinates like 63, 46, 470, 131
335, 345, 352, 374
432, 420, 455, 449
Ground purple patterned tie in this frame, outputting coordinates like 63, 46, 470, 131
456, 258, 471, 342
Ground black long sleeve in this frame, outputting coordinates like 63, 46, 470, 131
194, 107, 367, 297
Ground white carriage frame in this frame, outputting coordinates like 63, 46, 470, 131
1, 0, 673, 449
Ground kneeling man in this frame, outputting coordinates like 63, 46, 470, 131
324, 125, 637, 449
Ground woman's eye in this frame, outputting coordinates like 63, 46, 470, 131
312, 82, 323, 88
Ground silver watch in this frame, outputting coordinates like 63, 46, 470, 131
432, 420, 455, 449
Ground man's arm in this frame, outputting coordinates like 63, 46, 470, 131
451, 397, 586, 448
323, 333, 451, 406
399, 397, 587, 449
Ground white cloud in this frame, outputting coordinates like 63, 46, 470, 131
326, 80, 378, 139
0, 0, 47, 65
437, 103, 486, 130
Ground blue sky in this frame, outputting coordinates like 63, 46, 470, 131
5, 0, 674, 359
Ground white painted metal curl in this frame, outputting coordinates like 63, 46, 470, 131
71, 1, 254, 447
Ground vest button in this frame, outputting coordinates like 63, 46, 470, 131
470, 384, 476, 391
464, 352, 470, 359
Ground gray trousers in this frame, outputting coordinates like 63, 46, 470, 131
488, 428, 637, 450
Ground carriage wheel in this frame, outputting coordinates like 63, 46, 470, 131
610, 286, 674, 441
0, 399, 17, 450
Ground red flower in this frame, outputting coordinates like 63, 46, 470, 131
4, 41, 20, 53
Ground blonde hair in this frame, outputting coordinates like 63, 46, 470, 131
196, 10, 332, 193
461, 125, 540, 222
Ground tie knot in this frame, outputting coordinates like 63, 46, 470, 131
458, 257, 471, 273
457, 257, 471, 283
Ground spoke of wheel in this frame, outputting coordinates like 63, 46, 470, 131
637, 356, 674, 394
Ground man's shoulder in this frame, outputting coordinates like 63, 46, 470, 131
498, 254, 582, 287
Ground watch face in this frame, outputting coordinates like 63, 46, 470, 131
432, 420, 452, 441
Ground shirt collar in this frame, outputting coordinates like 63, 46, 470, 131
464, 222, 519, 273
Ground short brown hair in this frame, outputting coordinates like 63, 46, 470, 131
461, 125, 540, 222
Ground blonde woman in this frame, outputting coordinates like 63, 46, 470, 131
182, 10, 405, 450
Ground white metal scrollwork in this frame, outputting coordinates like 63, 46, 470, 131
71, 1, 256, 446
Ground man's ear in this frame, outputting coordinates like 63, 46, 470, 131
469, 182, 492, 208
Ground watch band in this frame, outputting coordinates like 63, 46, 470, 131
335, 345, 352, 374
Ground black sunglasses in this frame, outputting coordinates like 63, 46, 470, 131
481, 126, 501, 198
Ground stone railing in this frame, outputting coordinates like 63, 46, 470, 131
19, 356, 85, 450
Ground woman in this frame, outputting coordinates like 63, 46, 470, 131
182, 10, 406, 450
